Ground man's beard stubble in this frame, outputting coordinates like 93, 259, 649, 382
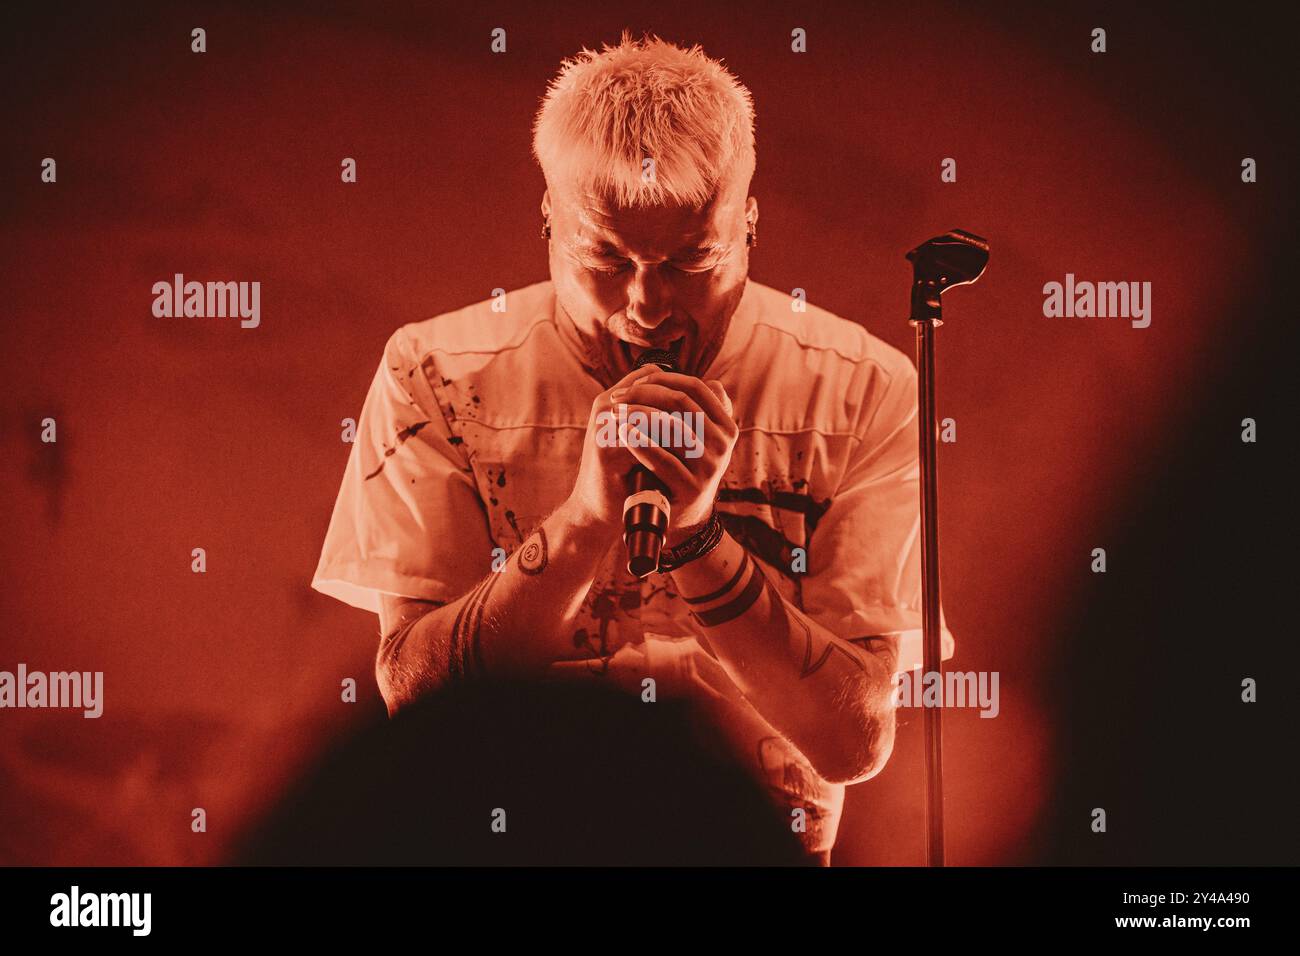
554, 286, 744, 385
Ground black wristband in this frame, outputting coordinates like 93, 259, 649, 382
657, 508, 724, 572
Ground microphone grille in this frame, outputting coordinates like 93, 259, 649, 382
631, 339, 681, 373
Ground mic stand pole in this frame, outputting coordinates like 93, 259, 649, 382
911, 294, 946, 868
904, 229, 989, 867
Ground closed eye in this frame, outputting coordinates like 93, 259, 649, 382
670, 258, 718, 274
670, 247, 725, 273
590, 260, 631, 276
583, 253, 719, 276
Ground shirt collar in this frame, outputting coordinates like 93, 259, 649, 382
702, 278, 757, 381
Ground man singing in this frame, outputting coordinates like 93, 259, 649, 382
312, 33, 954, 864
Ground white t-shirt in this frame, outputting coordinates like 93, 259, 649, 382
312, 277, 955, 855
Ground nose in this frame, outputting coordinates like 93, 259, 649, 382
625, 263, 672, 331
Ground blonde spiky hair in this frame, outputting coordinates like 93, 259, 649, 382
532, 32, 756, 208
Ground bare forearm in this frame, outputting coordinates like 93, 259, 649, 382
378, 498, 614, 710
668, 532, 899, 782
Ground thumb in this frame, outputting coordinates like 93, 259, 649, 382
706, 379, 733, 418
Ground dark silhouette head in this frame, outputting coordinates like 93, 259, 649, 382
237, 679, 809, 866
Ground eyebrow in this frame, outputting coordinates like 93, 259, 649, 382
575, 239, 722, 260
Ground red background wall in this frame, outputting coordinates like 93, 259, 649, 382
1, 0, 1292, 865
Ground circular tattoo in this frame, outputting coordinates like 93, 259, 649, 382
518, 527, 548, 575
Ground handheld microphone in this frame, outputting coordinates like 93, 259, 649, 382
622, 342, 681, 578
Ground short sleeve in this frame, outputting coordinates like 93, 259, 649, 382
311, 327, 495, 614
799, 356, 957, 674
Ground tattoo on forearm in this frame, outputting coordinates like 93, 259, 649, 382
449, 574, 498, 680
447, 530, 553, 681
381, 600, 446, 666
796, 616, 834, 677
447, 580, 480, 679
681, 545, 871, 677
446, 530, 551, 679
691, 559, 765, 627
799, 623, 868, 677
753, 570, 867, 679
518, 527, 548, 575
683, 552, 750, 604
466, 573, 498, 675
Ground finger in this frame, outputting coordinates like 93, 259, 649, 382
616, 384, 731, 457
637, 371, 732, 429
611, 363, 664, 391
595, 364, 662, 420
619, 420, 695, 488
705, 379, 733, 419
616, 402, 703, 464
613, 382, 705, 422
616, 390, 728, 460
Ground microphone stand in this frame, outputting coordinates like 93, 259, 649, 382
904, 229, 989, 867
